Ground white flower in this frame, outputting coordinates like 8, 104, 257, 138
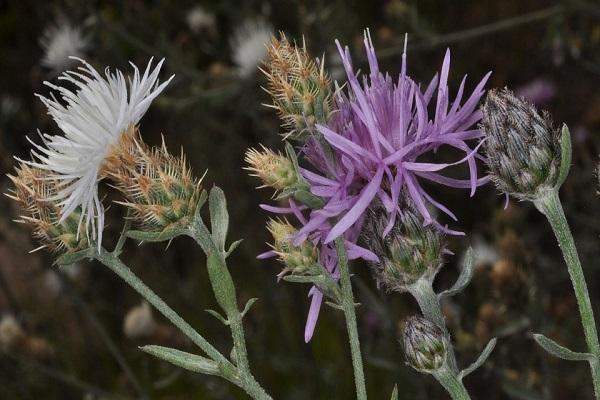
25, 58, 174, 246
40, 21, 89, 72
123, 302, 156, 339
230, 18, 273, 77
186, 6, 216, 34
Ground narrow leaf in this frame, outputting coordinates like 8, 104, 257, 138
439, 247, 475, 299
140, 345, 220, 376
225, 239, 243, 258
209, 186, 229, 252
240, 298, 258, 318
533, 333, 594, 361
126, 228, 187, 242
205, 309, 230, 325
390, 385, 398, 400
56, 248, 94, 266
207, 253, 238, 315
556, 124, 572, 188
459, 337, 497, 380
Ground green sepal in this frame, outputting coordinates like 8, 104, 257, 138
533, 333, 594, 361
293, 189, 325, 209
55, 247, 95, 266
555, 124, 572, 189
139, 345, 220, 376
205, 309, 230, 326
438, 247, 475, 300
459, 337, 497, 380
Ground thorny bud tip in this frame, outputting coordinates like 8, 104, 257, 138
261, 33, 333, 141
402, 316, 447, 373
481, 88, 561, 200
245, 145, 299, 193
267, 218, 319, 276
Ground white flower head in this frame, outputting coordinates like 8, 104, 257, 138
25, 58, 174, 246
186, 6, 216, 34
230, 18, 273, 77
40, 21, 89, 72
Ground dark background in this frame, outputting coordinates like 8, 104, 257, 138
1, 0, 600, 398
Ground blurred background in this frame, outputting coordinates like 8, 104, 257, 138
1, 0, 600, 398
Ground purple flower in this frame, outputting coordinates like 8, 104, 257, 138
297, 31, 490, 245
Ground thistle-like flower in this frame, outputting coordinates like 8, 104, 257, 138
245, 146, 299, 194
25, 58, 173, 244
262, 34, 333, 140
108, 128, 203, 233
292, 31, 490, 245
362, 199, 445, 293
230, 18, 273, 78
266, 218, 319, 276
402, 316, 447, 373
481, 88, 561, 200
40, 20, 89, 72
6, 164, 89, 254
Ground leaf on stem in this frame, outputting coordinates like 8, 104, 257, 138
226, 239, 243, 258
390, 385, 398, 400
459, 337, 497, 380
556, 124, 572, 189
240, 298, 258, 318
205, 309, 230, 326
533, 333, 594, 361
209, 187, 229, 252
438, 247, 475, 300
140, 345, 220, 376
55, 247, 95, 266
126, 228, 188, 242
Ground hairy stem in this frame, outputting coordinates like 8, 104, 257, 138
433, 364, 471, 400
334, 237, 368, 400
535, 190, 600, 399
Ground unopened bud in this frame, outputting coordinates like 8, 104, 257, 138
362, 200, 445, 292
267, 219, 319, 275
123, 302, 156, 339
7, 164, 90, 253
481, 88, 561, 200
106, 127, 203, 232
245, 146, 299, 193
402, 316, 447, 373
262, 34, 332, 140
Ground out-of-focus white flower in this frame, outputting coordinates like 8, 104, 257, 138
230, 18, 273, 77
0, 315, 23, 349
24, 58, 174, 245
123, 302, 156, 339
40, 22, 89, 72
186, 6, 216, 34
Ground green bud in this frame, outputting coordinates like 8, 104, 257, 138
402, 316, 447, 373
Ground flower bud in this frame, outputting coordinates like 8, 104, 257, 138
262, 34, 332, 140
402, 316, 447, 373
481, 88, 561, 200
107, 127, 203, 232
245, 145, 299, 193
7, 164, 90, 253
362, 200, 445, 293
267, 218, 319, 275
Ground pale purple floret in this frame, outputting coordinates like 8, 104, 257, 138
297, 31, 491, 245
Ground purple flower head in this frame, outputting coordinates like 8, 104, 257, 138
297, 31, 490, 245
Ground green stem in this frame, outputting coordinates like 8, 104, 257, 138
534, 190, 600, 398
334, 237, 368, 400
433, 364, 471, 400
409, 279, 459, 374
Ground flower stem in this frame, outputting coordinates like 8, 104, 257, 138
433, 364, 471, 400
410, 279, 459, 374
334, 237, 368, 400
534, 190, 600, 398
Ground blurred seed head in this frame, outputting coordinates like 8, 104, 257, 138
402, 316, 447, 373
230, 18, 273, 78
262, 33, 333, 141
6, 164, 90, 254
107, 127, 203, 233
244, 145, 299, 193
40, 19, 89, 72
481, 88, 561, 200
186, 6, 216, 36
362, 199, 445, 292
123, 302, 156, 339
267, 218, 318, 276
0, 315, 24, 350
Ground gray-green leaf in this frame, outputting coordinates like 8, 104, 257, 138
390, 385, 398, 400
126, 228, 188, 242
556, 124, 572, 189
439, 247, 475, 299
140, 345, 220, 376
56, 248, 94, 266
209, 186, 229, 252
533, 333, 594, 361
459, 337, 497, 380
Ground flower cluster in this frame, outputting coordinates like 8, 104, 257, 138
250, 30, 490, 341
